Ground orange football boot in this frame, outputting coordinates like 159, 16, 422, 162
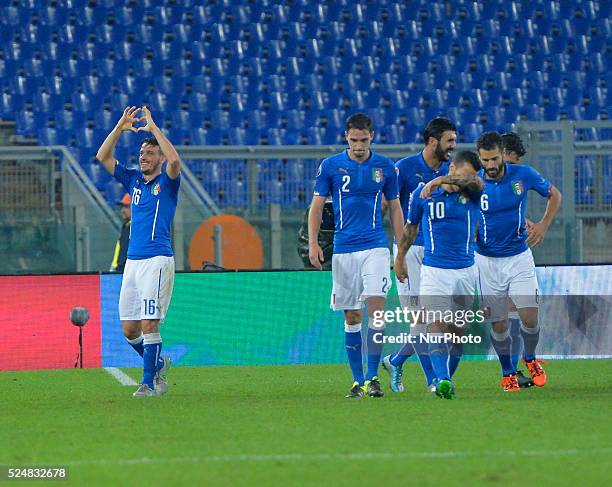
501, 374, 520, 391
523, 358, 547, 387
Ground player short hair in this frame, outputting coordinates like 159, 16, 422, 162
422, 118, 456, 144
345, 113, 373, 133
454, 150, 481, 171
141, 137, 160, 147
476, 131, 503, 152
501, 132, 526, 157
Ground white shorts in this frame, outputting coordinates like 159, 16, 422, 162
393, 244, 424, 308
475, 249, 539, 322
119, 256, 175, 321
331, 247, 391, 311
419, 264, 479, 318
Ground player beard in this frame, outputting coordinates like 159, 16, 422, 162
435, 144, 452, 162
485, 166, 501, 178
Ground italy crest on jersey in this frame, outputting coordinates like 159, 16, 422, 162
373, 168, 383, 183
512, 181, 523, 195
458, 194, 468, 204
152, 183, 161, 196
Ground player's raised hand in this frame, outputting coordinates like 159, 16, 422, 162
137, 105, 158, 132
116, 106, 141, 132
525, 220, 548, 247
309, 242, 324, 270
419, 177, 442, 198
394, 255, 408, 282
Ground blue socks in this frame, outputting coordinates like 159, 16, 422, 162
509, 317, 523, 370
127, 333, 164, 371
345, 323, 364, 385
142, 333, 162, 388
491, 328, 515, 376
448, 342, 463, 378
365, 324, 384, 381
521, 323, 540, 362
428, 333, 450, 381
389, 341, 414, 367
126, 334, 145, 356
390, 325, 437, 386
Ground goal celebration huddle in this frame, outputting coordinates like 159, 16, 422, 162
308, 113, 561, 399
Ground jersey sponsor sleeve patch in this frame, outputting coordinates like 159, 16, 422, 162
313, 160, 332, 197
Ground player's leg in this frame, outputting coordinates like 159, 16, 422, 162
331, 252, 365, 397
508, 305, 523, 370
476, 254, 518, 390
511, 250, 546, 386
118, 258, 155, 384
362, 248, 391, 398
152, 256, 175, 394
386, 245, 436, 390
388, 244, 416, 366
419, 265, 455, 398
119, 259, 142, 354
123, 320, 144, 355
508, 306, 533, 387
133, 256, 174, 397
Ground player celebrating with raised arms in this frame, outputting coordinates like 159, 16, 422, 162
475, 132, 562, 392
96, 106, 181, 397
395, 151, 484, 400
309, 113, 405, 398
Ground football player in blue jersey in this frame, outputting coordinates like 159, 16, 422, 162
96, 106, 181, 397
382, 118, 457, 394
395, 150, 484, 399
309, 113, 405, 398
475, 132, 562, 392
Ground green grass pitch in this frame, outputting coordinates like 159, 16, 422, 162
1, 360, 611, 486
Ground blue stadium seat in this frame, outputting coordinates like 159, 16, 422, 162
38, 127, 59, 145
34, 89, 63, 113
86, 162, 112, 191
462, 123, 483, 143
10, 75, 36, 97
93, 109, 114, 130
105, 180, 125, 206
71, 92, 93, 113
405, 107, 425, 128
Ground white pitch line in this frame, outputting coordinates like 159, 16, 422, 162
65, 448, 612, 467
104, 367, 138, 386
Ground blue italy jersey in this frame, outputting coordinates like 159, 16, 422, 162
395, 152, 449, 246
476, 163, 551, 257
313, 149, 399, 254
408, 184, 480, 269
113, 162, 180, 259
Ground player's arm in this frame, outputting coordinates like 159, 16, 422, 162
420, 174, 484, 198
308, 195, 326, 270
526, 185, 562, 246
387, 198, 405, 245
394, 223, 418, 283
96, 106, 140, 174
394, 184, 423, 282
138, 106, 181, 179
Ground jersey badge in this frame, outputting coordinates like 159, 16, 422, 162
512, 181, 524, 195
152, 183, 161, 196
372, 168, 383, 183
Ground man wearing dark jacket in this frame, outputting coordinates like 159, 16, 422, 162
110, 193, 131, 273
